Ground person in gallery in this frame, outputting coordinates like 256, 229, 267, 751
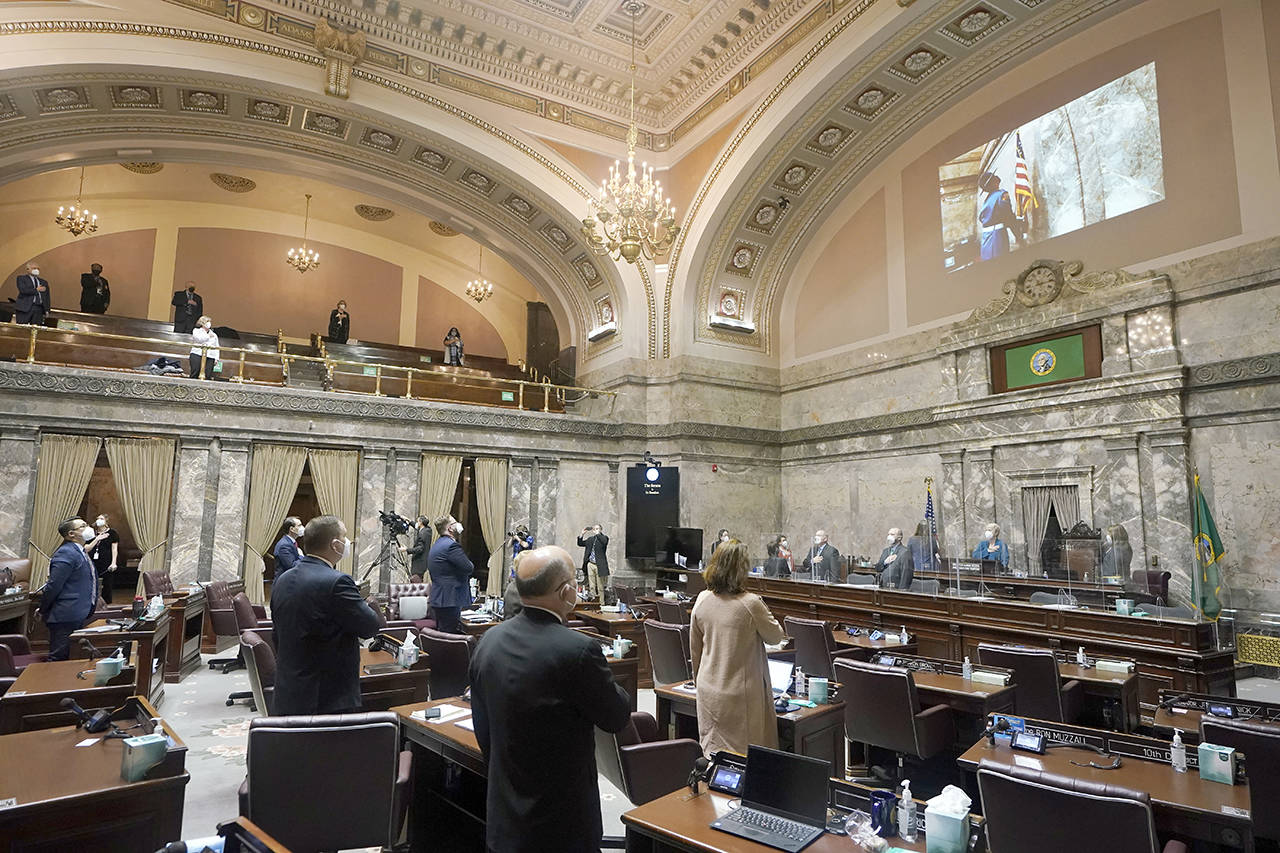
189, 315, 219, 379
79, 263, 110, 314
86, 514, 120, 602
328, 299, 350, 344
443, 327, 464, 365
171, 282, 203, 334
15, 262, 49, 326
977, 171, 1022, 260
577, 523, 609, 602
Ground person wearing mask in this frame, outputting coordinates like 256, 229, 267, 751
79, 263, 110, 314
270, 515, 382, 715
328, 300, 350, 344
272, 517, 304, 578
427, 514, 473, 634
508, 524, 534, 578
764, 535, 791, 579
171, 282, 203, 334
971, 522, 1009, 569
41, 518, 98, 661
15, 263, 50, 326
576, 523, 609, 602
875, 527, 915, 589
801, 529, 841, 583
407, 515, 432, 582
710, 529, 731, 554
443, 327, 464, 366
189, 314, 219, 379
470, 545, 631, 853
907, 521, 943, 574
690, 540, 786, 756
86, 514, 120, 602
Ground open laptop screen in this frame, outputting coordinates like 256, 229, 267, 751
741, 744, 831, 824
768, 659, 793, 694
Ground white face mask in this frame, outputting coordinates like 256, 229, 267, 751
986, 531, 996, 541
720, 535, 729, 542
813, 536, 822, 545
95, 518, 107, 528
80, 527, 96, 543
30, 269, 39, 277
886, 535, 897, 545
333, 537, 350, 559
453, 523, 464, 536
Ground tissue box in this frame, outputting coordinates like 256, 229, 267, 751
1197, 742, 1237, 785
971, 669, 1008, 686
120, 733, 169, 782
1096, 659, 1135, 673
924, 804, 969, 853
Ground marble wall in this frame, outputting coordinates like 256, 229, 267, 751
0, 430, 37, 559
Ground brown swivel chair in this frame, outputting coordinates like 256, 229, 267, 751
834, 659, 955, 782
239, 712, 412, 852
977, 644, 1082, 723
206, 581, 266, 672
1201, 718, 1280, 846
0, 635, 45, 673
655, 598, 689, 625
386, 581, 437, 631
227, 593, 272, 709
416, 627, 474, 699
595, 711, 703, 806
644, 620, 692, 685
977, 760, 1188, 853
612, 585, 640, 608
784, 616, 865, 679
239, 630, 276, 715
1130, 569, 1171, 605
685, 572, 708, 596
141, 570, 175, 596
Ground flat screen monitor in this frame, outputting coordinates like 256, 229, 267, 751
625, 465, 679, 559
656, 526, 703, 568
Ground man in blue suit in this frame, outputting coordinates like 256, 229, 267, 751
271, 516, 304, 577
15, 263, 50, 326
428, 514, 474, 634
41, 517, 98, 660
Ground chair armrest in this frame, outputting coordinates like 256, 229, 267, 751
0, 635, 32, 656
631, 712, 659, 743
251, 604, 267, 620
620, 738, 704, 805
1060, 679, 1084, 723
914, 703, 956, 759
392, 749, 414, 839
238, 777, 249, 816
830, 646, 868, 663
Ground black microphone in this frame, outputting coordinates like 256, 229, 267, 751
687, 756, 711, 794
79, 638, 104, 660
60, 696, 113, 733
984, 716, 1011, 746
1158, 693, 1191, 710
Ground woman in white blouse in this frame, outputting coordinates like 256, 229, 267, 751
189, 315, 220, 379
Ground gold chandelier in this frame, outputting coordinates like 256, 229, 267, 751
581, 1, 679, 264
54, 166, 98, 237
285, 193, 320, 273
466, 247, 495, 303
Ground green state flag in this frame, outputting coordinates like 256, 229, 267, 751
1192, 474, 1224, 620
1005, 333, 1087, 389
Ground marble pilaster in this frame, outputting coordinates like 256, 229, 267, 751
956, 347, 989, 401
963, 449, 995, 547
391, 452, 419, 522
1101, 315, 1131, 377
939, 451, 966, 558
167, 437, 213, 585
212, 439, 250, 584
1097, 436, 1146, 576
506, 457, 534, 538
1127, 307, 1179, 372
355, 447, 392, 591
534, 458, 559, 546
1145, 430, 1194, 603
0, 429, 39, 559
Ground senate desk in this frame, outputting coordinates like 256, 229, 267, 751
71, 610, 172, 708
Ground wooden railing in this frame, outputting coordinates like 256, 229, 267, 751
0, 323, 613, 413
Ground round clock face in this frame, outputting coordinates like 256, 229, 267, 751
720, 294, 739, 317
1021, 265, 1058, 303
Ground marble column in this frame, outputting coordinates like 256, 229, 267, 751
1101, 315, 1131, 377
937, 352, 960, 404
391, 450, 419, 521
1145, 429, 1194, 603
1098, 436, 1146, 575
0, 429, 39, 559
167, 437, 214, 585
939, 451, 966, 557
355, 447, 392, 591
211, 439, 250, 584
956, 347, 989, 401
507, 457, 534, 538
533, 458, 559, 545
963, 449, 995, 547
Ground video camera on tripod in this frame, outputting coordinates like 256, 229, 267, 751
378, 509, 413, 534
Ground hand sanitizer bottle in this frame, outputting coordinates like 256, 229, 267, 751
898, 780, 918, 841
1077, 645, 1087, 665
962, 656, 973, 679
1171, 730, 1187, 772
899, 625, 909, 644
794, 666, 806, 697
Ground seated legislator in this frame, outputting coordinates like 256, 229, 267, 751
875, 527, 915, 589
971, 522, 1010, 569
690, 540, 786, 755
801, 529, 841, 582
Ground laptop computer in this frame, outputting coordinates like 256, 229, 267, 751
768, 658, 794, 695
710, 744, 830, 852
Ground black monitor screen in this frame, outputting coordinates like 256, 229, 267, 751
625, 465, 679, 559
741, 744, 830, 823
656, 526, 703, 568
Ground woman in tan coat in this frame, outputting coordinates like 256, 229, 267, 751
690, 541, 787, 756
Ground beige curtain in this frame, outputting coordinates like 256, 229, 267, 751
308, 449, 360, 575
475, 458, 509, 597
105, 438, 177, 596
27, 434, 102, 589
1021, 487, 1054, 575
243, 444, 307, 605
419, 453, 463, 525
1047, 485, 1081, 530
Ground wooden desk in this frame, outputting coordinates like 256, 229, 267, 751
0, 592, 30, 635
576, 609, 652, 688
623, 788, 919, 853
460, 615, 502, 637
163, 588, 205, 683
1060, 662, 1140, 732
1152, 691, 1280, 744
71, 611, 171, 708
0, 698, 189, 852
910, 670, 1017, 719
654, 682, 845, 777
958, 738, 1253, 851
359, 647, 431, 711
831, 627, 918, 658
393, 699, 487, 853
576, 628, 641, 712
914, 569, 1125, 608
0, 659, 137, 733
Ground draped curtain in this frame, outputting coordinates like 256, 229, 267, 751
1046, 485, 1081, 530
243, 444, 307, 605
475, 458, 509, 597
419, 453, 463, 525
308, 449, 360, 575
27, 434, 102, 589
104, 438, 177, 596
1021, 487, 1054, 576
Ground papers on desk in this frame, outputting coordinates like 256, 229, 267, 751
598, 605, 624, 613
456, 718, 475, 732
419, 704, 471, 725
75, 737, 101, 748
79, 624, 117, 634
673, 682, 698, 695
461, 612, 492, 623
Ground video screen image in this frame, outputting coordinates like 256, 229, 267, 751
939, 62, 1164, 273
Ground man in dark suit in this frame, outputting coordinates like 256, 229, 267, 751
79, 263, 110, 314
802, 529, 841, 583
271, 517, 303, 577
270, 515, 381, 715
15, 263, 50, 326
171, 282, 203, 334
470, 545, 631, 853
576, 523, 609, 601
407, 515, 432, 581
41, 517, 98, 660
427, 514, 473, 634
875, 527, 915, 590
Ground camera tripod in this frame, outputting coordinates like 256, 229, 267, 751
360, 523, 410, 588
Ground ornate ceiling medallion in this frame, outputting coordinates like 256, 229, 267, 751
110, 85, 161, 108
805, 124, 855, 157
36, 86, 90, 113
246, 99, 290, 124
360, 128, 400, 152
940, 6, 1010, 47
354, 204, 394, 221
303, 110, 348, 138
458, 168, 497, 196
724, 241, 763, 277
120, 162, 164, 174
429, 221, 460, 237
843, 85, 899, 121
209, 173, 257, 193
771, 161, 819, 194
181, 89, 226, 113
0, 94, 17, 121
539, 221, 574, 254
413, 146, 451, 173
745, 200, 784, 235
888, 45, 950, 83
502, 194, 537, 222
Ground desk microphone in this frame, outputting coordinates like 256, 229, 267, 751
1158, 693, 1192, 710
79, 638, 105, 659
984, 717, 1011, 746
687, 756, 710, 795
60, 696, 114, 734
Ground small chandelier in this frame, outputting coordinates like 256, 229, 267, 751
54, 166, 99, 237
285, 193, 320, 273
465, 247, 495, 303
581, 1, 679, 264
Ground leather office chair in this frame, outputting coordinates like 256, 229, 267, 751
833, 659, 955, 781
239, 630, 276, 715
846, 572, 878, 586
784, 616, 865, 679
595, 711, 703, 806
1130, 569, 1171, 605
948, 586, 980, 598
1030, 591, 1079, 607
0, 635, 44, 672
612, 585, 640, 608
416, 627, 474, 699
644, 620, 692, 685
141, 570, 175, 596
976, 760, 1188, 853
977, 644, 1082, 723
654, 598, 689, 625
909, 579, 941, 595
1200, 718, 1280, 845
685, 571, 708, 596
386, 582, 437, 631
206, 581, 265, 672
239, 712, 412, 852
227, 594, 271, 709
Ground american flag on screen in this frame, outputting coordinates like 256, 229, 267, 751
1014, 131, 1039, 216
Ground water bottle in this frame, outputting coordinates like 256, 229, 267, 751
898, 780, 918, 841
794, 666, 806, 697
1171, 730, 1187, 772
962, 656, 973, 680
1076, 645, 1087, 665
899, 625, 909, 645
